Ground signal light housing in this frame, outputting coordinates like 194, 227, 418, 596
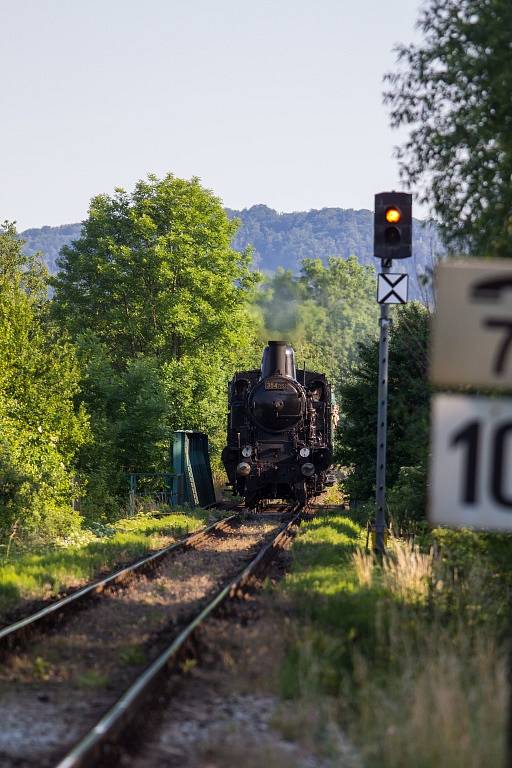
374, 192, 412, 260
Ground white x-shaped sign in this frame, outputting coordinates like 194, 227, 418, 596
377, 273, 408, 304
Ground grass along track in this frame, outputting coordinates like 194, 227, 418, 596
275, 503, 507, 768
0, 512, 241, 654
0, 508, 215, 621
0, 506, 296, 768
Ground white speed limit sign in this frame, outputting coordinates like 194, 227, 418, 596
430, 394, 512, 531
431, 260, 512, 388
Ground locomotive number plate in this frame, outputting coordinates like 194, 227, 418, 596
265, 381, 288, 390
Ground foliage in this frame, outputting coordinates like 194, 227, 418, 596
384, 0, 512, 257
22, 206, 442, 301
387, 464, 428, 535
255, 256, 379, 392
0, 223, 89, 540
50, 174, 260, 502
162, 349, 244, 460
75, 336, 169, 519
280, 510, 509, 767
52, 174, 258, 367
431, 526, 512, 591
338, 302, 430, 502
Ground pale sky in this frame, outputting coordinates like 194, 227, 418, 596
1, 0, 422, 230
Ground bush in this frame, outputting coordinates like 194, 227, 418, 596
0, 223, 89, 541
338, 303, 430, 502
387, 464, 428, 534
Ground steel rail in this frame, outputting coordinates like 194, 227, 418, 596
0, 512, 240, 651
55, 505, 303, 768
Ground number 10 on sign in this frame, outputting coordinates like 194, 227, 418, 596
430, 395, 512, 531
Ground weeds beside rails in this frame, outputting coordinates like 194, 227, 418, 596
279, 510, 508, 768
0, 506, 209, 619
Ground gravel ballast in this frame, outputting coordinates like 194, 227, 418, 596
0, 518, 280, 768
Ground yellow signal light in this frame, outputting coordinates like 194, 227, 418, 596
385, 207, 401, 224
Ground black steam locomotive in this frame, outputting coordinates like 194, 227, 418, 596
222, 341, 334, 507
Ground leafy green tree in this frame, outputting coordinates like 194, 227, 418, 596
52, 174, 260, 493
256, 256, 378, 392
76, 336, 169, 518
387, 466, 428, 534
161, 345, 264, 461
300, 257, 379, 385
0, 223, 89, 539
338, 303, 430, 502
52, 174, 258, 366
385, 0, 512, 257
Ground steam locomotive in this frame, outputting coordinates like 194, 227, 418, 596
222, 341, 334, 507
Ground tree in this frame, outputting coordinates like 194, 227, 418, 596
76, 335, 169, 518
52, 174, 258, 367
338, 303, 430, 501
255, 256, 378, 392
384, 0, 512, 257
0, 223, 89, 539
162, 350, 238, 457
52, 174, 260, 487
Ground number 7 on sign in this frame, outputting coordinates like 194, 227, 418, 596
483, 318, 512, 375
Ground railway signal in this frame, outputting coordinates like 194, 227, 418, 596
373, 191, 413, 555
374, 191, 412, 262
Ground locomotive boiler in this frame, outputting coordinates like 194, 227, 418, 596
221, 341, 334, 507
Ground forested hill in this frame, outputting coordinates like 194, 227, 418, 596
226, 205, 440, 274
20, 206, 442, 297
21, 223, 82, 274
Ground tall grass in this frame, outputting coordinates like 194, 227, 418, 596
353, 539, 434, 602
354, 616, 506, 768
382, 539, 433, 602
0, 507, 209, 618
352, 548, 374, 588
281, 513, 509, 768
352, 539, 507, 766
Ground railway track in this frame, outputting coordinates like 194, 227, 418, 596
0, 509, 241, 654
0, 503, 302, 768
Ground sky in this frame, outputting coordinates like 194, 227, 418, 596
1, 0, 422, 231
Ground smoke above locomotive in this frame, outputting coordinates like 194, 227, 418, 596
222, 341, 334, 508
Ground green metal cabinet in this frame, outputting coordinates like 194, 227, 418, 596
171, 431, 216, 507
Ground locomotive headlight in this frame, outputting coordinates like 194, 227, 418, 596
241, 445, 253, 458
300, 462, 315, 477
299, 447, 310, 458
236, 462, 251, 476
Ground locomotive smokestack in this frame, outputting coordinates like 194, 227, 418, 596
261, 340, 297, 380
